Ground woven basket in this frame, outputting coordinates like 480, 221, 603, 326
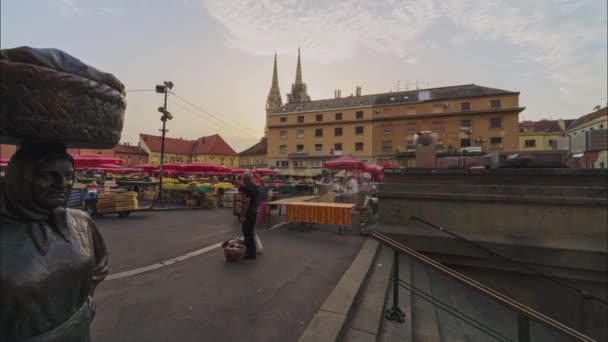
224, 247, 245, 262
0, 47, 126, 148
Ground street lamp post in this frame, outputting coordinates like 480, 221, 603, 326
155, 81, 174, 206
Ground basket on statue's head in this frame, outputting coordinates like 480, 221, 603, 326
414, 131, 436, 146
0, 46, 126, 148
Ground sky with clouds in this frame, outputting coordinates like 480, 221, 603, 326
2, 0, 606, 151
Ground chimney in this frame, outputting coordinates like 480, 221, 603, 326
334, 89, 341, 99
593, 105, 601, 111
355, 86, 361, 97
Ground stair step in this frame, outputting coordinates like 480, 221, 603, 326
442, 268, 516, 342
411, 261, 442, 342
426, 269, 467, 342
342, 245, 393, 341
378, 254, 412, 342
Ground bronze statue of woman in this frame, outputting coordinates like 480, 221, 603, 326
0, 46, 126, 341
0, 143, 108, 341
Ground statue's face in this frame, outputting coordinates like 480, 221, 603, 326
32, 158, 75, 209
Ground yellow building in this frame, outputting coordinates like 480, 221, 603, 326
518, 120, 565, 151
239, 137, 268, 169
371, 85, 523, 166
139, 133, 239, 167
265, 51, 523, 168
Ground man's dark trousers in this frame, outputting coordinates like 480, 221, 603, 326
242, 210, 257, 257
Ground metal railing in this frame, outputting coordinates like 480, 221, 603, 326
409, 216, 607, 306
370, 230, 597, 342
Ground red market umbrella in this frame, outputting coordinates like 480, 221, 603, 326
162, 162, 185, 171
322, 156, 364, 171
133, 164, 159, 170
251, 168, 278, 175
72, 154, 124, 165
181, 163, 222, 172
230, 168, 247, 175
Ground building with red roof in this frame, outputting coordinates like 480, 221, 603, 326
139, 133, 239, 167
518, 119, 565, 151
238, 137, 268, 169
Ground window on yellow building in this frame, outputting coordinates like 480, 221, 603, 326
279, 145, 287, 154
296, 144, 304, 152
383, 126, 393, 135
460, 102, 472, 111
296, 130, 304, 138
230, 159, 234, 166
280, 117, 287, 123
335, 128, 343, 136
297, 116, 304, 123
407, 122, 417, 132
315, 128, 323, 137
355, 142, 364, 151
382, 140, 392, 152
460, 139, 471, 147
170, 157, 175, 162
490, 118, 502, 129
220, 158, 225, 165
355, 126, 364, 135
335, 112, 343, 120
524, 140, 536, 147
316, 114, 323, 122
432, 122, 444, 131
490, 137, 502, 144
490, 100, 502, 109
356, 111, 364, 119
315, 144, 322, 152
334, 143, 343, 151
280, 131, 287, 139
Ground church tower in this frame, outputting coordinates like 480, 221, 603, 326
287, 47, 311, 104
266, 52, 283, 114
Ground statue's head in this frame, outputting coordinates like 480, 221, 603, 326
3, 143, 74, 218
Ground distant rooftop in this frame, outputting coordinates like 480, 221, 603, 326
567, 107, 607, 131
270, 84, 518, 114
519, 120, 563, 133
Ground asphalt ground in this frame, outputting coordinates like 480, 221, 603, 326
91, 209, 366, 342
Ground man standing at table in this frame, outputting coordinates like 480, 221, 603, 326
239, 172, 259, 259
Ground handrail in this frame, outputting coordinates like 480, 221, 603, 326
369, 230, 597, 342
410, 215, 608, 306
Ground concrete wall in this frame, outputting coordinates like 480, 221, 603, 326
377, 169, 608, 277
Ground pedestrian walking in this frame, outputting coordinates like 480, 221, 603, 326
239, 172, 258, 259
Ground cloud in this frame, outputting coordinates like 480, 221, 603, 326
50, 0, 119, 15
202, 0, 606, 99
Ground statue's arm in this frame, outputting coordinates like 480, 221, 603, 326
90, 221, 108, 293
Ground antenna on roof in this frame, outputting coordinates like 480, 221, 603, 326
415, 80, 419, 90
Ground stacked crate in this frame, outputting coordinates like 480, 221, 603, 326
115, 192, 138, 211
96, 193, 116, 214
233, 193, 243, 216
143, 189, 156, 201
357, 206, 370, 227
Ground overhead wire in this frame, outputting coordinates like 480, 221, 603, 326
169, 91, 254, 137
125, 89, 155, 93
168, 99, 224, 131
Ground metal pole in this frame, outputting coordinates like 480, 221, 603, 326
385, 250, 405, 322
518, 314, 530, 342
157, 88, 168, 207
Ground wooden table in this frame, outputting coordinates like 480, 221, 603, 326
266, 196, 318, 228
286, 202, 355, 234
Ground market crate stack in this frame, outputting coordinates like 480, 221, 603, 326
96, 193, 116, 214
115, 191, 138, 211
357, 206, 370, 227
233, 193, 243, 216
143, 189, 156, 201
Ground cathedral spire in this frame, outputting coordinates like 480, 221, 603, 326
295, 46, 303, 85
287, 47, 311, 104
266, 52, 283, 113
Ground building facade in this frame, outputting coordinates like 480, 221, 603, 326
139, 133, 239, 167
562, 107, 608, 168
518, 120, 565, 151
239, 137, 268, 169
371, 85, 523, 166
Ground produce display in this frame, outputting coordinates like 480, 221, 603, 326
96, 193, 116, 214
115, 192, 138, 211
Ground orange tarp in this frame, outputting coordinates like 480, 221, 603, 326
287, 202, 355, 225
